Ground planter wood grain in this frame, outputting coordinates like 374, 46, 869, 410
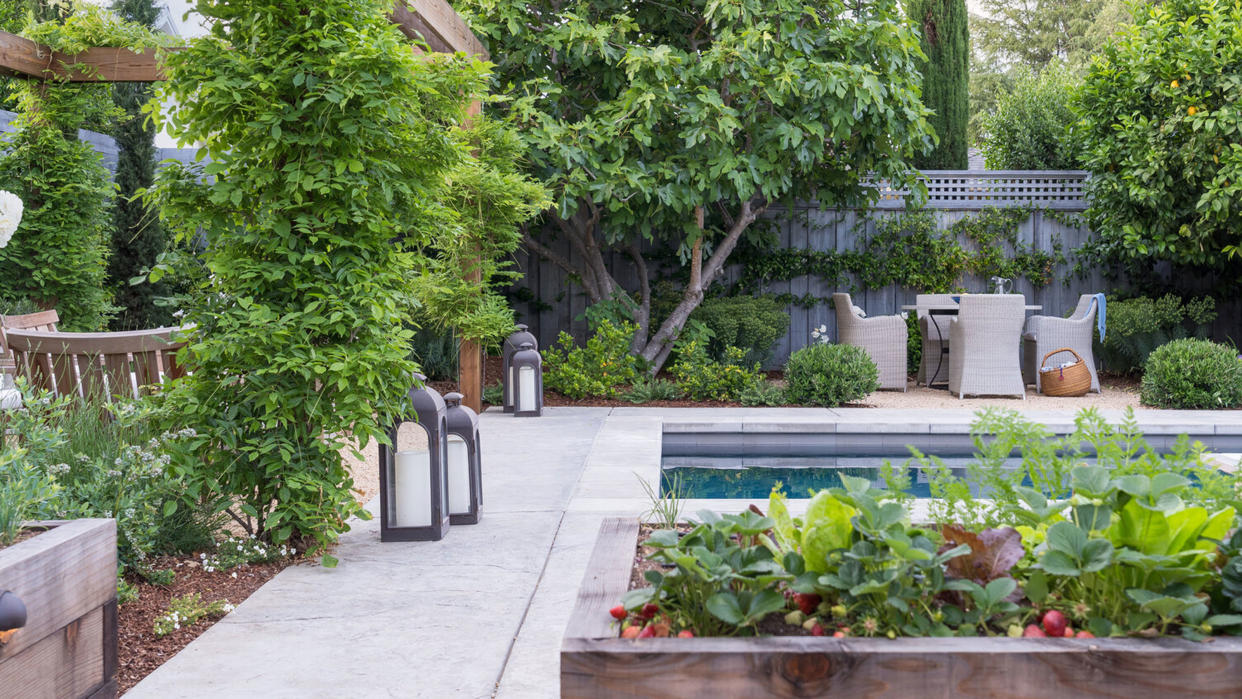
562, 517, 1242, 698
0, 519, 117, 699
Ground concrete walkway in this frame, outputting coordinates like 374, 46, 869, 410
128, 406, 1242, 698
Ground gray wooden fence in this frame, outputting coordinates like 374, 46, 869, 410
507, 171, 1241, 367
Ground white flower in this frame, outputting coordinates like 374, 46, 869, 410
810, 324, 830, 345
0, 190, 23, 249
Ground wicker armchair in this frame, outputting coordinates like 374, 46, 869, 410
1022, 294, 1101, 393
915, 293, 957, 386
948, 294, 1026, 399
832, 293, 907, 391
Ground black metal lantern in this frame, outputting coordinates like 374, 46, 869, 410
377, 375, 451, 542
0, 590, 25, 643
511, 342, 543, 417
502, 324, 537, 413
443, 392, 482, 525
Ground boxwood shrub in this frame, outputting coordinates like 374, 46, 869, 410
1140, 338, 1242, 409
784, 344, 878, 407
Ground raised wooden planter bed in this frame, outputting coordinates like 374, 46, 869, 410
0, 519, 117, 699
562, 517, 1242, 698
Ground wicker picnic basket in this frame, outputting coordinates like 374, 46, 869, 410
1039, 347, 1091, 397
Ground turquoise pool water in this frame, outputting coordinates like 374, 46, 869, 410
661, 456, 990, 499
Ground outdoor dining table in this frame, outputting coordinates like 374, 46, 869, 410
900, 302, 1042, 388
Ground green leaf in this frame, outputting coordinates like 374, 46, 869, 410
1080, 538, 1114, 573
321, 554, 338, 569
706, 592, 744, 625
1040, 550, 1082, 576
163, 500, 178, 517
746, 589, 787, 621
1046, 521, 1086, 557
1024, 570, 1049, 604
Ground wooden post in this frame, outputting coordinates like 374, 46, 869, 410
457, 98, 485, 413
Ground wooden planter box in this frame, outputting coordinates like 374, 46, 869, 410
562, 517, 1242, 698
0, 519, 117, 699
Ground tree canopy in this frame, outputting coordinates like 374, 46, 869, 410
462, 0, 934, 369
1075, 0, 1242, 269
907, 0, 970, 169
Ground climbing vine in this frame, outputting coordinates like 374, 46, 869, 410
728, 208, 1066, 308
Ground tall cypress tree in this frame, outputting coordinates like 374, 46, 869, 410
907, 0, 969, 169
108, 0, 171, 330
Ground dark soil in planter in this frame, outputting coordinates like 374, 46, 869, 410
0, 526, 50, 552
118, 554, 295, 694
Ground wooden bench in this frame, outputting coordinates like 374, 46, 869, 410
4, 326, 186, 402
0, 310, 60, 380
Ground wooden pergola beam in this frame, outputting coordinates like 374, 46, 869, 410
0, 1, 487, 84
390, 0, 489, 59
0, 30, 168, 82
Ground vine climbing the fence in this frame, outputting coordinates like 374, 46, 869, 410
728, 208, 1067, 308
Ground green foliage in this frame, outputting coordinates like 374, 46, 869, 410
108, 0, 173, 331
784, 344, 878, 407
906, 0, 970, 168
1075, 0, 1242, 267
0, 429, 57, 547
739, 380, 786, 407
1, 382, 220, 571
980, 63, 1084, 170
622, 510, 792, 637
481, 381, 503, 406
974, 0, 1126, 69
620, 408, 1242, 639
669, 340, 763, 402
153, 593, 234, 637
689, 296, 789, 367
463, 0, 935, 369
622, 376, 683, 404
905, 313, 922, 377
1141, 338, 1242, 409
543, 320, 642, 398
409, 116, 549, 345
730, 208, 1064, 308
409, 323, 459, 382
149, 0, 488, 553
200, 535, 293, 573
1099, 294, 1217, 373
0, 4, 165, 328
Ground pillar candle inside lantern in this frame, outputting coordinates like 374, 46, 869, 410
518, 366, 536, 412
506, 365, 516, 409
446, 435, 470, 515
394, 450, 432, 527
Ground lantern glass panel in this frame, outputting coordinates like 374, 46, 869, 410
518, 365, 537, 412
446, 434, 470, 515
391, 422, 433, 528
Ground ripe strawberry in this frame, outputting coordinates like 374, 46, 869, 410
637, 625, 656, 639
1042, 610, 1067, 638
609, 605, 627, 620
811, 623, 825, 637
641, 603, 659, 620
832, 631, 845, 638
1063, 625, 1074, 638
677, 630, 695, 638
1075, 630, 1095, 639
621, 625, 641, 639
794, 593, 823, 616
1023, 624, 1046, 637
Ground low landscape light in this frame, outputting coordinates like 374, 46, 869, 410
511, 342, 543, 417
502, 324, 537, 413
377, 375, 451, 542
443, 392, 482, 525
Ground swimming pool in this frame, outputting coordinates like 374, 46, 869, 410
660, 455, 976, 499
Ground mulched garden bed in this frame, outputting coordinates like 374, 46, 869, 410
117, 554, 296, 693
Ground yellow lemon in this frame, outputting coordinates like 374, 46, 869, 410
1171, 79, 1179, 88
1188, 106, 1197, 115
